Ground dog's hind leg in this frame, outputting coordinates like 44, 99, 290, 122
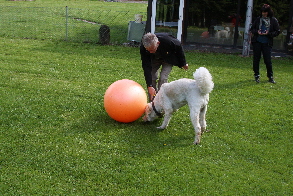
189, 107, 201, 145
199, 105, 207, 133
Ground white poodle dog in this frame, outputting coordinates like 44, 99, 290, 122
215, 26, 243, 38
215, 27, 231, 38
143, 67, 214, 145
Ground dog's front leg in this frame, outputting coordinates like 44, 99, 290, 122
157, 113, 172, 129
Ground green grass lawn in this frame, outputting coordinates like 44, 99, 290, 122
0, 37, 292, 195
0, 0, 148, 43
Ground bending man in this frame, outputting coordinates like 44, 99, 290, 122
140, 33, 188, 101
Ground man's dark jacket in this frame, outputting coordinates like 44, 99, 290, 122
140, 33, 187, 87
250, 16, 280, 46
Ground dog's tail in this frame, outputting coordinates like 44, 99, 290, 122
193, 67, 214, 94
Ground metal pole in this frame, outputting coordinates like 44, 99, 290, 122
242, 0, 253, 56
177, 0, 184, 41
151, 0, 157, 34
182, 0, 188, 44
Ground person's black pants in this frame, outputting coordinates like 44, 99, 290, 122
252, 42, 273, 78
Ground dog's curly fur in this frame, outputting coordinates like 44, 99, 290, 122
215, 27, 231, 38
143, 67, 214, 145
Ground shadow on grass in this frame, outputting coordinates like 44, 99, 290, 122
69, 111, 195, 157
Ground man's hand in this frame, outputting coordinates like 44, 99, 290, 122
182, 64, 188, 70
258, 29, 268, 35
148, 86, 156, 101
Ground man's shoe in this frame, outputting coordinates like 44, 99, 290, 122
255, 76, 260, 83
268, 78, 276, 84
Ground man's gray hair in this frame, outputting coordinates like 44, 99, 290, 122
142, 33, 158, 48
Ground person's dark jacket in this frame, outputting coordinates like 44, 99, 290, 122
140, 33, 187, 87
250, 16, 280, 46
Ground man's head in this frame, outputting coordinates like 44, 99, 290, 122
142, 33, 160, 53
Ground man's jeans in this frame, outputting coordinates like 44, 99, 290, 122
151, 58, 173, 92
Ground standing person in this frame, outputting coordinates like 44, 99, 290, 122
140, 32, 188, 101
250, 4, 280, 83
229, 13, 239, 27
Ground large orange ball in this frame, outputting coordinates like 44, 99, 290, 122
104, 79, 147, 123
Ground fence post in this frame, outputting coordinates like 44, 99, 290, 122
65, 6, 68, 41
